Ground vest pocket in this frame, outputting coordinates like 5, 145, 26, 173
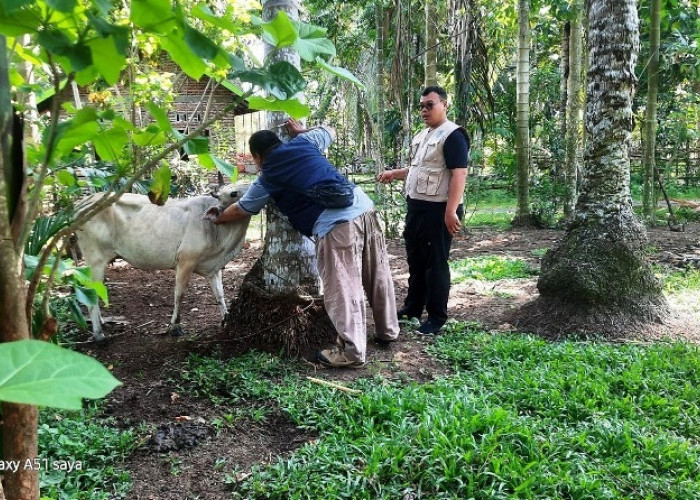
416, 168, 445, 195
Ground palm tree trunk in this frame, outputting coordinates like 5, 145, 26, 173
513, 0, 532, 224
641, 0, 661, 222
535, 0, 667, 328
260, 0, 320, 295
563, 6, 583, 220
424, 0, 438, 87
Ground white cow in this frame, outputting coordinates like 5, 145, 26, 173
76, 184, 250, 342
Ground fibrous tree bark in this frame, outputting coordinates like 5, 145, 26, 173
524, 0, 668, 334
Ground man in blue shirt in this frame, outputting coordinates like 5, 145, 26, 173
212, 120, 400, 368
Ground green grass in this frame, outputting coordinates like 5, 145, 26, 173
38, 405, 137, 500
462, 211, 514, 228
657, 266, 700, 293
450, 255, 539, 283
177, 324, 700, 499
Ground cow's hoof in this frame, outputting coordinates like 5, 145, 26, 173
93, 336, 108, 346
169, 325, 184, 337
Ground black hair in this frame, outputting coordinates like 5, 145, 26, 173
421, 85, 448, 100
249, 130, 282, 159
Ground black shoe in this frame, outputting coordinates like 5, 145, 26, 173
416, 319, 444, 336
397, 308, 420, 322
374, 336, 398, 348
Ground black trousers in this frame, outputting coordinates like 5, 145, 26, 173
402, 205, 463, 324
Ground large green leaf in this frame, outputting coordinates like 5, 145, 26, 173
92, 127, 128, 161
233, 61, 306, 100
183, 136, 209, 155
0, 3, 42, 36
293, 21, 335, 62
0, 340, 121, 410
191, 3, 241, 34
45, 0, 77, 13
212, 154, 237, 182
148, 163, 171, 205
184, 24, 219, 61
246, 96, 309, 119
87, 35, 126, 85
161, 31, 207, 80
146, 102, 172, 132
0, 0, 33, 15
130, 0, 176, 32
54, 120, 100, 157
315, 57, 365, 90
256, 11, 297, 48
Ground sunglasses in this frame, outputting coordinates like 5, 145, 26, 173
418, 100, 446, 111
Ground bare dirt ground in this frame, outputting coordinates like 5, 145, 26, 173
77, 223, 700, 499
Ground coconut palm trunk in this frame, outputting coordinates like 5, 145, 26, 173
535, 0, 668, 329
260, 0, 321, 296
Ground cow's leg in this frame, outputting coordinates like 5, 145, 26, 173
82, 256, 109, 343
207, 270, 228, 325
170, 263, 194, 336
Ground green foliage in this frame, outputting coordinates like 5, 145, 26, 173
451, 255, 539, 283
216, 324, 700, 499
38, 406, 137, 499
0, 340, 120, 409
661, 267, 700, 293
178, 351, 295, 406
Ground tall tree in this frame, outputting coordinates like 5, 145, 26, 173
641, 0, 661, 222
513, 0, 532, 225
259, 0, 321, 296
425, 0, 438, 87
533, 0, 668, 330
0, 34, 39, 500
563, 3, 584, 220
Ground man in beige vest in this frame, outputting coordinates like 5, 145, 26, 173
377, 86, 469, 334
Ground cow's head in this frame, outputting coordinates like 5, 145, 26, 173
211, 183, 250, 207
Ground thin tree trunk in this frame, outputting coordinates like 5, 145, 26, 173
374, 2, 385, 174
424, 0, 438, 87
514, 0, 531, 224
563, 6, 583, 220
558, 21, 570, 173
534, 0, 667, 329
641, 0, 661, 222
260, 0, 320, 295
0, 34, 40, 500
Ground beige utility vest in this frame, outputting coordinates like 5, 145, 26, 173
405, 120, 462, 202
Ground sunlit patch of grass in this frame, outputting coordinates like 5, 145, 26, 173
658, 267, 700, 293
462, 211, 513, 228
451, 255, 539, 283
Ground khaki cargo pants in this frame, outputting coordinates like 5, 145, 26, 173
316, 211, 400, 363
